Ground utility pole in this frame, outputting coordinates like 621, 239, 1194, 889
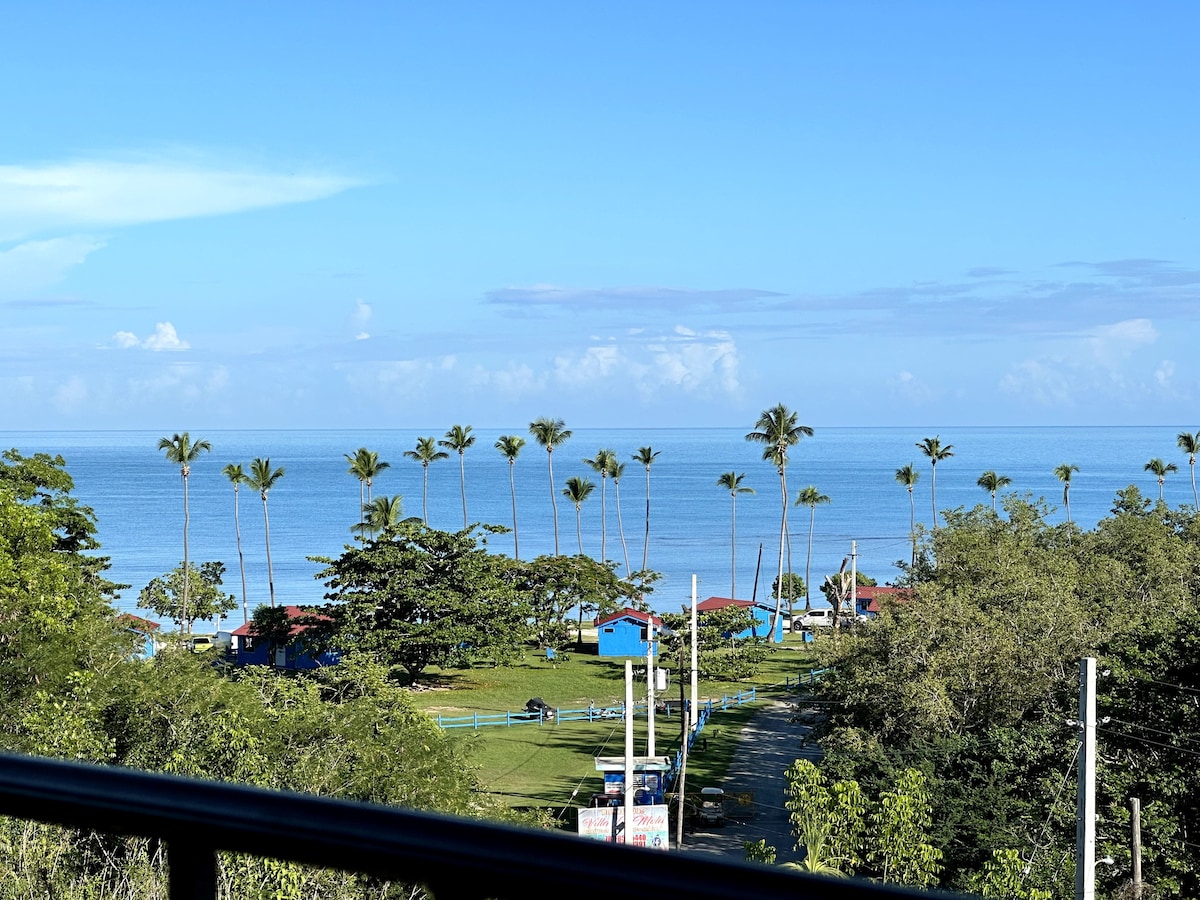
850, 540, 858, 620
624, 659, 634, 841
1130, 797, 1142, 899
1076, 657, 1097, 900
646, 635, 656, 756
690, 574, 698, 732
674, 638, 687, 850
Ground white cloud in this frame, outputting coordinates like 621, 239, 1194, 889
111, 321, 190, 351
0, 156, 359, 241
1155, 360, 1175, 388
53, 376, 88, 411
1085, 318, 1157, 362
0, 235, 105, 298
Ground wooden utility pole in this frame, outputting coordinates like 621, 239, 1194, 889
1130, 797, 1142, 899
1075, 657, 1097, 900
674, 638, 687, 849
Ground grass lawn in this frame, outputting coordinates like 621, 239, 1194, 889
407, 632, 818, 811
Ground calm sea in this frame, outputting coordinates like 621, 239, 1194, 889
5, 426, 1194, 623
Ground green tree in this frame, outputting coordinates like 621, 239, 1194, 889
157, 432, 212, 634
246, 457, 285, 608
511, 554, 639, 650
584, 448, 616, 563
137, 561, 237, 633
313, 522, 528, 681
222, 463, 251, 625
344, 448, 391, 536
403, 436, 448, 525
716, 472, 754, 598
609, 459, 632, 578
495, 435, 525, 559
353, 495, 410, 538
1178, 430, 1200, 508
1144, 456, 1178, 502
795, 486, 830, 612
895, 463, 920, 567
439, 424, 475, 530
562, 475, 595, 556
633, 446, 660, 574
916, 435, 953, 529
976, 470, 1012, 513
745, 404, 813, 636
1054, 462, 1079, 523
529, 418, 572, 555
869, 768, 943, 887
660, 604, 765, 680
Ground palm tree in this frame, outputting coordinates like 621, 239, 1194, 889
157, 432, 212, 634
562, 476, 595, 555
1145, 457, 1178, 502
976, 470, 1012, 513
529, 418, 572, 554
345, 448, 391, 537
716, 472, 754, 598
1178, 431, 1200, 508
783, 821, 846, 878
404, 437, 449, 525
916, 436, 954, 529
221, 463, 250, 626
745, 404, 814, 634
794, 486, 830, 613
355, 495, 407, 537
609, 459, 632, 577
584, 449, 616, 563
246, 457, 285, 608
1054, 463, 1079, 523
633, 446, 661, 574
495, 435, 525, 559
439, 424, 475, 529
895, 463, 920, 567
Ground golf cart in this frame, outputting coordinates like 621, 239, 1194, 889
698, 786, 726, 826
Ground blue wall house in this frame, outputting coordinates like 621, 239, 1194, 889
595, 608, 662, 658
229, 606, 341, 670
696, 597, 783, 643
117, 613, 161, 660
853, 585, 910, 619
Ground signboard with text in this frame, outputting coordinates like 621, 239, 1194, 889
577, 805, 670, 851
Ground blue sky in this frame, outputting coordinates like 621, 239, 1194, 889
4, 2, 1199, 429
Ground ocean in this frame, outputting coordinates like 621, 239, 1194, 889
5, 426, 1194, 624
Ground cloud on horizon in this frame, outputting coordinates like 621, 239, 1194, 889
111, 322, 190, 351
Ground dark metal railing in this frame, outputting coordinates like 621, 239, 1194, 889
0, 752, 958, 900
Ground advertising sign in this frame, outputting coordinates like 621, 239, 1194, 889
577, 805, 670, 851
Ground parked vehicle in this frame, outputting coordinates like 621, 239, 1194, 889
697, 787, 726, 826
798, 608, 836, 628
189, 635, 215, 652
524, 697, 556, 720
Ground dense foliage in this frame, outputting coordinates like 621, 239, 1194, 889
812, 489, 1200, 899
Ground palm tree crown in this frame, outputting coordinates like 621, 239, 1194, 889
633, 446, 661, 576
1178, 431, 1200, 508
495, 435, 526, 559
1145, 457, 1178, 501
529, 418, 572, 555
584, 448, 617, 564
221, 462, 250, 626
976, 470, 1012, 512
916, 436, 954, 529
794, 486, 830, 611
439, 424, 476, 529
246, 457, 285, 608
157, 432, 212, 634
1054, 463, 1080, 524
355, 495, 407, 537
895, 463, 920, 566
404, 437, 449, 525
345, 448, 391, 535
562, 475, 595, 555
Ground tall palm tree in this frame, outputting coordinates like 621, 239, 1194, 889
609, 459, 632, 577
404, 437, 449, 525
976, 470, 1012, 513
355, 495, 407, 537
1145, 457, 1178, 502
221, 463, 250, 626
584, 449, 616, 564
345, 448, 391, 538
495, 435, 525, 559
1054, 463, 1079, 523
633, 446, 660, 574
716, 472, 754, 598
439, 424, 475, 529
895, 463, 920, 567
246, 457, 285, 608
529, 418, 572, 554
794, 486, 830, 613
157, 432, 212, 634
916, 436, 954, 529
1178, 431, 1200, 508
745, 404, 814, 634
562, 476, 595, 555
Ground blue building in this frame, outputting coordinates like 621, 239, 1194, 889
117, 614, 161, 660
595, 608, 662, 658
696, 597, 783, 643
229, 606, 341, 670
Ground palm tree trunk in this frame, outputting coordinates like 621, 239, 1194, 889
1065, 485, 1072, 524
508, 461, 519, 560
1191, 458, 1198, 508
182, 470, 191, 634
730, 494, 737, 598
575, 505, 583, 555
614, 480, 631, 577
772, 463, 787, 636
458, 452, 468, 529
599, 475, 608, 563
422, 466, 430, 525
262, 494, 276, 608
908, 488, 916, 567
805, 504, 815, 612
234, 485, 248, 625
359, 479, 366, 534
930, 463, 938, 529
548, 451, 560, 555
642, 466, 651, 572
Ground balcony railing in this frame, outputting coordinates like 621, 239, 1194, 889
0, 752, 960, 900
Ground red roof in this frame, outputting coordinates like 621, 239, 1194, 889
697, 597, 761, 612
854, 586, 911, 614
230, 605, 331, 637
594, 607, 663, 629
117, 613, 160, 632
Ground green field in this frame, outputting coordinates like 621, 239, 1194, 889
406, 633, 818, 812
